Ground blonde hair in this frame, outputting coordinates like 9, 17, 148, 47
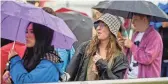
92, 9, 103, 21
86, 32, 122, 63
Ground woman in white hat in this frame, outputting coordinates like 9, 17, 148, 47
67, 13, 129, 81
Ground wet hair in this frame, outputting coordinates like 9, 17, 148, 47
133, 13, 151, 22
23, 23, 54, 72
42, 7, 56, 16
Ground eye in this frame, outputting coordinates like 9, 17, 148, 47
30, 30, 34, 34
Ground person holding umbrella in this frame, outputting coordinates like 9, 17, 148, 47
67, 13, 129, 81
122, 13, 163, 78
93, 1, 167, 78
1, 1, 77, 83
42, 7, 75, 81
3, 23, 62, 83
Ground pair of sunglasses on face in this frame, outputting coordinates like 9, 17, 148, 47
94, 21, 107, 29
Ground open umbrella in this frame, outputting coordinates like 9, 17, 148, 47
1, 1, 77, 49
56, 12, 93, 49
93, 1, 168, 39
93, 1, 168, 22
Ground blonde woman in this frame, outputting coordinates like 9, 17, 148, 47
67, 13, 129, 81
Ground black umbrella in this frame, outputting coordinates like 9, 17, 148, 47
93, 1, 168, 22
56, 12, 93, 50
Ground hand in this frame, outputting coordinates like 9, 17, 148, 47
8, 49, 17, 60
118, 37, 125, 47
92, 64, 98, 74
2, 71, 12, 84
124, 38, 133, 48
93, 53, 102, 63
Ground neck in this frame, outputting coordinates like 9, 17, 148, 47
99, 39, 109, 49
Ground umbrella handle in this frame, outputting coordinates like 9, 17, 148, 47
124, 30, 129, 39
11, 18, 21, 50
12, 41, 16, 50
129, 29, 133, 40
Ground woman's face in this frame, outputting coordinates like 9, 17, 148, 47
96, 22, 110, 41
26, 23, 36, 48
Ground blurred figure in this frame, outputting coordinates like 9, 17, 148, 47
92, 9, 103, 37
158, 13, 168, 77
67, 13, 128, 81
122, 13, 163, 78
3, 23, 60, 83
92, 9, 103, 21
27, 0, 40, 7
27, 0, 47, 7
43, 7, 75, 81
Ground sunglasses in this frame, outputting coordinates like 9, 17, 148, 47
94, 21, 106, 29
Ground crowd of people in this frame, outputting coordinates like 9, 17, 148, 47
1, 0, 168, 84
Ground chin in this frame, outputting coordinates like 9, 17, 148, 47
98, 37, 105, 40
98, 37, 103, 40
26, 44, 34, 48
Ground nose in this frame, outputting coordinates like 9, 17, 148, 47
96, 26, 101, 30
26, 32, 30, 38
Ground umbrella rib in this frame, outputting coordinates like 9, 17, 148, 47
1, 1, 8, 7
14, 18, 22, 42
1, 15, 9, 24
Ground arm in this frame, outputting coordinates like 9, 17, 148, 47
130, 36, 162, 65
10, 56, 59, 83
55, 46, 75, 72
66, 41, 89, 81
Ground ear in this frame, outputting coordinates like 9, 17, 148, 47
144, 17, 149, 23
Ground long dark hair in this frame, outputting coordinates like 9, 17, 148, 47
23, 23, 54, 72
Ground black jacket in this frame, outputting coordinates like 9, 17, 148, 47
66, 41, 129, 81
159, 27, 168, 60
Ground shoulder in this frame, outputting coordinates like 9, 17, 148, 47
79, 41, 90, 48
148, 27, 163, 45
56, 46, 75, 52
114, 53, 128, 64
37, 60, 57, 70
148, 27, 161, 38
76, 41, 90, 52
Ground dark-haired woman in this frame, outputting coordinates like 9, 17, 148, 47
3, 23, 61, 83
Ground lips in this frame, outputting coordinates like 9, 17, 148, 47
26, 39, 30, 43
97, 32, 102, 35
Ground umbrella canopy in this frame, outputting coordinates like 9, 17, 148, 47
56, 12, 93, 49
93, 1, 168, 22
151, 3, 168, 29
56, 7, 88, 16
1, 1, 77, 49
